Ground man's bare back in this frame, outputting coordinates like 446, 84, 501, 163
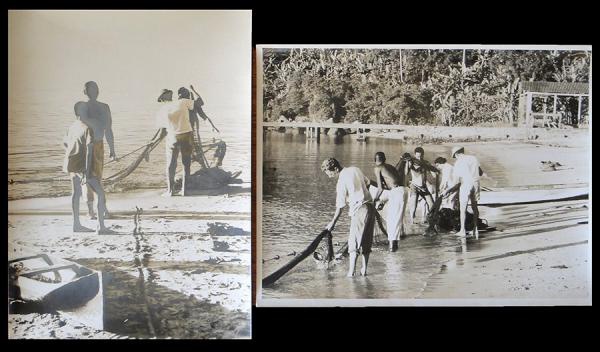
375, 163, 405, 189
80, 81, 115, 158
82, 101, 112, 142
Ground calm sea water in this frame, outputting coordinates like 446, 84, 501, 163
261, 131, 504, 299
8, 88, 250, 200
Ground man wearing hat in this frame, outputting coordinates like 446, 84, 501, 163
451, 146, 483, 238
322, 158, 375, 277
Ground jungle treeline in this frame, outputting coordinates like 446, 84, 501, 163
262, 48, 590, 126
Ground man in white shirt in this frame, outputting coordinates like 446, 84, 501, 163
452, 146, 483, 239
434, 157, 458, 210
156, 87, 195, 196
322, 158, 375, 277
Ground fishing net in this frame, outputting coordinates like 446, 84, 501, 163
104, 129, 165, 186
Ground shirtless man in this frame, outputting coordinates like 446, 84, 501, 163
80, 81, 116, 219
373, 152, 407, 252
322, 158, 375, 277
452, 146, 483, 239
407, 147, 439, 223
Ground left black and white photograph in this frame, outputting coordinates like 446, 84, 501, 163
8, 10, 252, 339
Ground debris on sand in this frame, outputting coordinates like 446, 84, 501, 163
8, 313, 126, 339
540, 160, 570, 172
205, 257, 224, 265
207, 222, 250, 237
212, 241, 231, 252
551, 265, 569, 269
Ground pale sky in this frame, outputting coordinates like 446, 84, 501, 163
8, 10, 251, 109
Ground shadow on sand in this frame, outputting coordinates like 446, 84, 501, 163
95, 264, 250, 339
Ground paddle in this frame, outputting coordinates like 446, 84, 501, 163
189, 85, 220, 133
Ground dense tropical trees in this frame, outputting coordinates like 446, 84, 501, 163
262, 48, 590, 126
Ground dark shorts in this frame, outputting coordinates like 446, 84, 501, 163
166, 132, 193, 169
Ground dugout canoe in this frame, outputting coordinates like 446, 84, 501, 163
8, 254, 103, 330
478, 185, 588, 206
368, 184, 588, 207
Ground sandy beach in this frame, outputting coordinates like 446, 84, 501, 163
8, 188, 251, 339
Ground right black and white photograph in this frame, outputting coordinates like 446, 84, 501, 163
256, 45, 591, 306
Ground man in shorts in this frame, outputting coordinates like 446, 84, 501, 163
80, 81, 117, 220
64, 102, 112, 234
322, 158, 375, 277
372, 152, 407, 252
407, 147, 439, 223
452, 146, 483, 239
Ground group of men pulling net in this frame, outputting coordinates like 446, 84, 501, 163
9, 85, 240, 191
262, 153, 490, 287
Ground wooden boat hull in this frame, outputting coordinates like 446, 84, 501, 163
368, 185, 588, 207
478, 186, 588, 206
9, 254, 104, 330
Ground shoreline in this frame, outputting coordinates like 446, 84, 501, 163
266, 124, 589, 148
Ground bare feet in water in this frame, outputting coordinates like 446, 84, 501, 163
455, 230, 467, 238
347, 271, 355, 278
161, 191, 174, 197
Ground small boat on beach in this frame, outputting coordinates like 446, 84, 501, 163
9, 254, 103, 330
478, 185, 588, 206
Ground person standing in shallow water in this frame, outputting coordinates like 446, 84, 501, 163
373, 152, 407, 252
322, 158, 376, 277
80, 81, 116, 220
452, 146, 483, 239
434, 156, 458, 211
407, 147, 438, 223
64, 102, 113, 234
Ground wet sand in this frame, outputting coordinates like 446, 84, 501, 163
418, 199, 590, 303
261, 199, 590, 303
8, 188, 251, 339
